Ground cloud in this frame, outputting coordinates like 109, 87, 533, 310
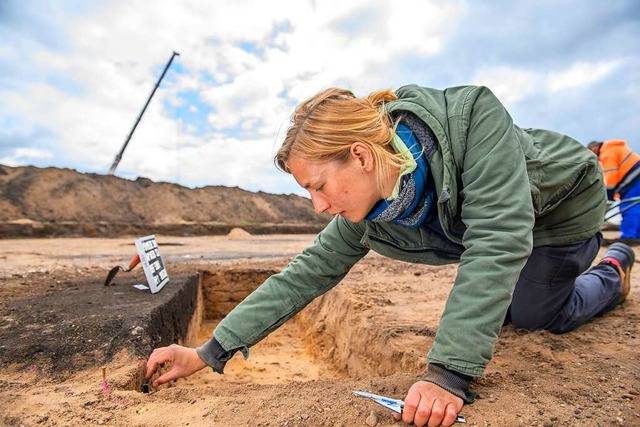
0, 0, 464, 190
547, 61, 621, 93
0, 0, 638, 196
470, 59, 624, 108
472, 67, 538, 106
0, 147, 54, 166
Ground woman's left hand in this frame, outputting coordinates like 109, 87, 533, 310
393, 380, 463, 427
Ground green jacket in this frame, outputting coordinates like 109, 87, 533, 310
210, 85, 605, 377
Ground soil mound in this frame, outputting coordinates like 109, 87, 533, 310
226, 227, 252, 239
0, 164, 330, 238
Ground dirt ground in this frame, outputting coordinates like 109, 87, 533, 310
0, 231, 638, 426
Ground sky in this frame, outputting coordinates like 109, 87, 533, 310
1, 0, 639, 196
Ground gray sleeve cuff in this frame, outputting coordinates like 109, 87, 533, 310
195, 337, 238, 374
422, 364, 478, 404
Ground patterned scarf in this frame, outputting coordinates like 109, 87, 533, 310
365, 113, 437, 227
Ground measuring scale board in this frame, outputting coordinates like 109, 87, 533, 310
134, 235, 169, 293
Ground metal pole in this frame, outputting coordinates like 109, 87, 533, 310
604, 198, 640, 222
108, 51, 180, 175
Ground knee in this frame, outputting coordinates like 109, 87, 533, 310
510, 312, 546, 331
511, 311, 575, 334
545, 325, 573, 334
510, 308, 560, 332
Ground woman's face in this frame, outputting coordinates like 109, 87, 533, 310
288, 144, 383, 222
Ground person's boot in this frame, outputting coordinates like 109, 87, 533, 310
599, 242, 635, 303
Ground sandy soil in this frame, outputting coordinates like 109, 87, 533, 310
0, 232, 638, 426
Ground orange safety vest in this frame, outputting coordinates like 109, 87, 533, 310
599, 139, 640, 197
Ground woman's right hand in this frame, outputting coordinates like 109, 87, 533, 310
145, 344, 208, 387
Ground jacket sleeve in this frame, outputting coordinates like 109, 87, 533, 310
203, 216, 369, 360
427, 86, 535, 377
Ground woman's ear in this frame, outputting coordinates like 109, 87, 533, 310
350, 142, 375, 172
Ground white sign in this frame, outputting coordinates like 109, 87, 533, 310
134, 235, 169, 294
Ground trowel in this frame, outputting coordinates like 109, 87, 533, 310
353, 391, 466, 424
103, 254, 141, 286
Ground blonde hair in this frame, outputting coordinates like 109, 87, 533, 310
275, 87, 408, 194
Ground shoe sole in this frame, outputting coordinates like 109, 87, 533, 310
609, 242, 634, 301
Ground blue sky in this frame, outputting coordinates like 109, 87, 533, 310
1, 0, 639, 196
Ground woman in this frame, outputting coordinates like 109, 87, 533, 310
146, 85, 633, 427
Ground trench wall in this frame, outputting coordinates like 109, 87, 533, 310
199, 268, 279, 320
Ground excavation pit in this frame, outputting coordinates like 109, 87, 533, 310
124, 263, 440, 392
132, 267, 369, 391
187, 268, 347, 386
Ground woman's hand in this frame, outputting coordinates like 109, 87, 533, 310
145, 344, 208, 387
393, 381, 463, 427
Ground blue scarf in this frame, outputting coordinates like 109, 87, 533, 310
365, 120, 437, 227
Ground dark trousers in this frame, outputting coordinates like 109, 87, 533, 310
505, 232, 622, 334
619, 179, 640, 239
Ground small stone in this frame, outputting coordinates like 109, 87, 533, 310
300, 413, 309, 420
365, 411, 378, 427
615, 417, 624, 426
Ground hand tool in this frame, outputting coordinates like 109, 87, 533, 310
103, 254, 141, 286
353, 390, 466, 424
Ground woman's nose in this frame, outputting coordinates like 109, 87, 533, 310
311, 193, 330, 214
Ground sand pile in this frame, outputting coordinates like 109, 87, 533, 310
226, 227, 252, 239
